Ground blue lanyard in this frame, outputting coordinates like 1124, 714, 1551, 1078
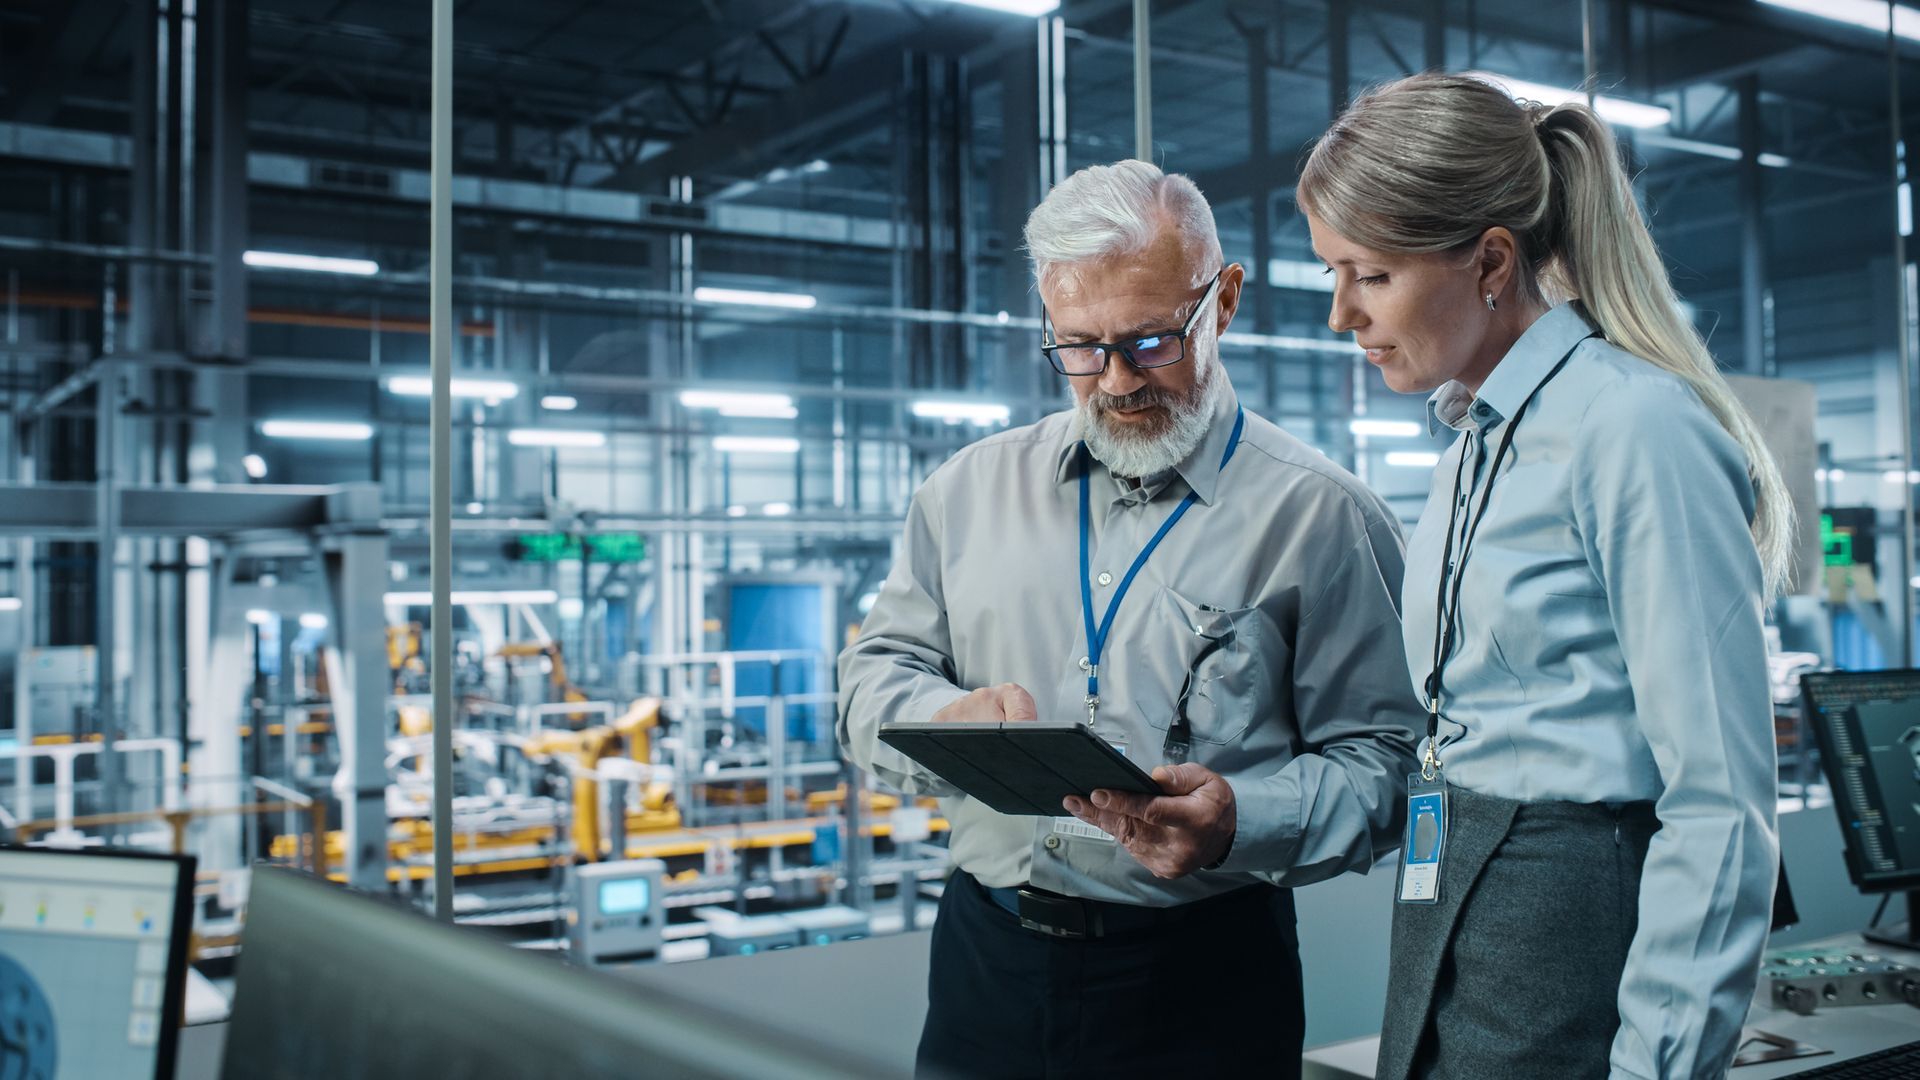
1078, 406, 1246, 724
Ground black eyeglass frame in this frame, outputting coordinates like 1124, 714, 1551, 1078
1041, 269, 1225, 377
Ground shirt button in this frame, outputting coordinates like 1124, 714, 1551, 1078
1079, 656, 1092, 672
1044, 835, 1062, 851
1097, 571, 1114, 587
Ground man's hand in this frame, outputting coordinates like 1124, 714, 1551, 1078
931, 683, 1038, 723
1062, 763, 1236, 879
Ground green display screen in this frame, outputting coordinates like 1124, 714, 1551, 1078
515, 533, 583, 562
586, 533, 646, 562
511, 533, 646, 563
1821, 513, 1853, 567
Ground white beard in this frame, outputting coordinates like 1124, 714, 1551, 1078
1076, 352, 1225, 479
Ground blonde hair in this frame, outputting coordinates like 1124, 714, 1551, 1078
1298, 72, 1792, 596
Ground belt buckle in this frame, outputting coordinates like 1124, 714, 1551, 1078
1016, 887, 1096, 939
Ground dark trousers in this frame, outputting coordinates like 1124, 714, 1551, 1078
916, 870, 1304, 1080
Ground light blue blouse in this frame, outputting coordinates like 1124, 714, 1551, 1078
1401, 302, 1778, 1080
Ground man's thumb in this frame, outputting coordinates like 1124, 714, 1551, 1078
1153, 762, 1211, 795
998, 683, 1039, 721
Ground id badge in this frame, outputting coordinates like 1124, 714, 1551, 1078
1397, 772, 1447, 905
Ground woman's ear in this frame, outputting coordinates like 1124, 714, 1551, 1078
1477, 227, 1520, 304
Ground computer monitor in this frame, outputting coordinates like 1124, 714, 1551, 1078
221, 866, 894, 1079
0, 844, 196, 1080
1803, 669, 1920, 944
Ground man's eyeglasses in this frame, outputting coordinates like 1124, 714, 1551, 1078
1042, 270, 1224, 377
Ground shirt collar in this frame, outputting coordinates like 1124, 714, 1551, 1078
1053, 380, 1241, 506
1425, 301, 1597, 436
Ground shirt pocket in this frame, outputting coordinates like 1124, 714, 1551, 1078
1149, 586, 1282, 747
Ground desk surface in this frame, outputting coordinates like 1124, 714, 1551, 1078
1302, 931, 1920, 1079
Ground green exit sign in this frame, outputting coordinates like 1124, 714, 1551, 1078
515, 533, 582, 562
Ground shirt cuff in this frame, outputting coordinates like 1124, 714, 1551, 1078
1211, 775, 1301, 874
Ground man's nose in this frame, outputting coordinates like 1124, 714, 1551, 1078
1097, 351, 1146, 397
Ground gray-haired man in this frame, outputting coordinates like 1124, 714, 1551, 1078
838, 160, 1421, 1078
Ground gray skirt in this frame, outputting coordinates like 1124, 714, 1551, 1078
1374, 785, 1658, 1080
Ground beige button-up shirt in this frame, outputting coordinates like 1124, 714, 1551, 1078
838, 377, 1422, 905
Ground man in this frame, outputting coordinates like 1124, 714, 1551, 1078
838, 159, 1421, 1078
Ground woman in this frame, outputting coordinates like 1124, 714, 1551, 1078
1298, 73, 1789, 1079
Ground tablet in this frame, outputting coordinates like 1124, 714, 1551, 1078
877, 720, 1164, 816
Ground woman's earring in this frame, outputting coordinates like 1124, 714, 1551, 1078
1484, 292, 1497, 311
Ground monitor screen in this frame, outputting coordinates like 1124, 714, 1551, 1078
1804, 669, 1920, 891
0, 846, 194, 1080
597, 877, 650, 916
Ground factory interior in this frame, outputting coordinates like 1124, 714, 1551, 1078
4, 0, 1920, 1077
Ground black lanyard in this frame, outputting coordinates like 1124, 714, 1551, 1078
1420, 336, 1592, 779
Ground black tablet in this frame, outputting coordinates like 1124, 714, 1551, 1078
877, 720, 1164, 816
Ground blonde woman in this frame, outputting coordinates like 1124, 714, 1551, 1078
1298, 73, 1787, 1079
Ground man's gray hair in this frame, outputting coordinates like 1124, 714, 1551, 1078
1022, 159, 1223, 291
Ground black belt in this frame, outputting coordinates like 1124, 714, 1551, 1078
981, 879, 1231, 941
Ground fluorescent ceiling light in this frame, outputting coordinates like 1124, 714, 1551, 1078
1386, 451, 1441, 468
0, 598, 20, 613
508, 428, 607, 448
243, 250, 379, 275
541, 395, 578, 411
384, 375, 521, 400
1634, 133, 1790, 168
299, 613, 329, 630
242, 453, 268, 479
465, 501, 485, 514
726, 505, 748, 517
1349, 418, 1422, 438
259, 420, 374, 441
1761, 0, 1920, 41
693, 286, 818, 310
384, 590, 560, 606
1816, 468, 1847, 482
246, 609, 274, 626
762, 502, 794, 517
1268, 258, 1336, 293
937, 0, 1060, 14
1883, 470, 1920, 484
1470, 71, 1670, 129
713, 436, 801, 454
558, 598, 584, 619
912, 400, 1012, 426
680, 390, 796, 417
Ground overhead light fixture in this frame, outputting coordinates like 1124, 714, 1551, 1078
246, 609, 275, 626
693, 286, 818, 310
384, 375, 521, 401
259, 420, 374, 441
762, 502, 794, 517
465, 501, 485, 515
1469, 72, 1671, 129
680, 390, 797, 419
1883, 470, 1920, 484
726, 505, 748, 517
243, 250, 380, 276
1634, 133, 1790, 168
541, 395, 578, 411
1268, 258, 1336, 293
1349, 418, 1422, 438
242, 454, 268, 479
936, 0, 1061, 14
1760, 0, 1920, 42
383, 590, 560, 606
912, 400, 1012, 426
299, 613, 329, 630
713, 436, 801, 454
508, 428, 607, 448
0, 598, 21, 613
558, 598, 584, 619
1385, 451, 1441, 468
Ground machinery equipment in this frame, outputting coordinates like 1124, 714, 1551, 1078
567, 858, 668, 966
